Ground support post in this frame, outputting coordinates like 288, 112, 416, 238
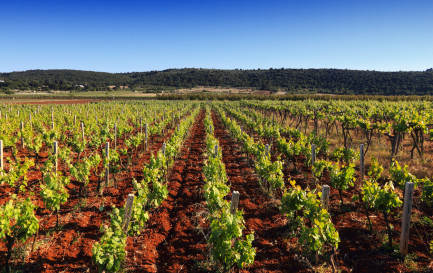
140, 117, 143, 134
53, 141, 58, 172
172, 111, 174, 127
105, 142, 110, 187
321, 185, 330, 210
122, 194, 135, 234
145, 123, 148, 150
162, 115, 165, 137
311, 144, 316, 165
399, 182, 414, 255
230, 191, 240, 215
162, 142, 166, 156
0, 140, 3, 171
20, 121, 24, 148
80, 122, 85, 142
114, 124, 117, 150
265, 144, 270, 158
360, 144, 365, 181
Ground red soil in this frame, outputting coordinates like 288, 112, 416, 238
1, 108, 432, 272
0, 123, 177, 272
226, 111, 433, 273
124, 109, 208, 272
212, 111, 305, 272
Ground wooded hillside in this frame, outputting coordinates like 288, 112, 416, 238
1, 68, 432, 95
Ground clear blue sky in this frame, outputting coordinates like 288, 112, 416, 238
1, 0, 432, 73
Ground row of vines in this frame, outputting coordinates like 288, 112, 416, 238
0, 99, 432, 272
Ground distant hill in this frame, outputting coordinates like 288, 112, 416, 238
1, 68, 433, 95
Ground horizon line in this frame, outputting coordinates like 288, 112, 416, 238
1, 67, 432, 74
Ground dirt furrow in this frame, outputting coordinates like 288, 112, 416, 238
211, 110, 305, 272
0, 124, 178, 272
125, 110, 207, 272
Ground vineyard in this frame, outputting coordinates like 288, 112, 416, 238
0, 99, 432, 272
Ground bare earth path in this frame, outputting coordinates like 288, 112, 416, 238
211, 110, 304, 272
125, 110, 208, 272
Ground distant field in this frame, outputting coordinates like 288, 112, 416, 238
13, 90, 158, 97
0, 99, 97, 104
3, 91, 433, 102
5, 87, 275, 98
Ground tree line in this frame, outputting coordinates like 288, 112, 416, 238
1, 68, 432, 95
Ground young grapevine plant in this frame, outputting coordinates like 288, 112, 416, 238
330, 163, 356, 205
389, 160, 418, 189
92, 208, 127, 273
209, 209, 255, 272
255, 153, 284, 196
0, 157, 35, 193
40, 171, 70, 227
69, 153, 101, 198
281, 181, 340, 256
0, 195, 39, 273
360, 180, 402, 248
421, 178, 433, 206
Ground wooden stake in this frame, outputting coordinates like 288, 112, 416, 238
114, 124, 117, 150
172, 111, 174, 127
214, 144, 218, 157
265, 144, 270, 158
122, 194, 135, 234
105, 142, 110, 187
51, 122, 55, 130
360, 144, 365, 181
140, 117, 143, 134
230, 191, 240, 215
80, 122, 85, 142
145, 123, 148, 149
162, 115, 165, 137
0, 140, 3, 171
20, 121, 24, 148
311, 144, 316, 165
321, 185, 330, 210
399, 182, 414, 255
53, 141, 58, 172
162, 143, 166, 156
